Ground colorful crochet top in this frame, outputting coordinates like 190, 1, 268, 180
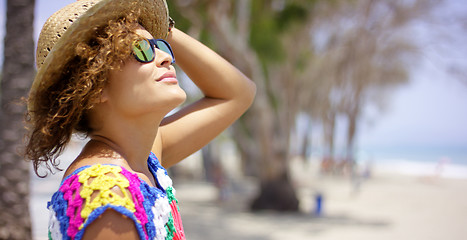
47, 152, 185, 240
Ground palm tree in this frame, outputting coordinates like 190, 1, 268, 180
0, 0, 36, 239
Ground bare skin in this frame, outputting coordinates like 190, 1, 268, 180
64, 27, 255, 239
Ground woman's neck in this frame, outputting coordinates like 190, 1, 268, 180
89, 113, 162, 174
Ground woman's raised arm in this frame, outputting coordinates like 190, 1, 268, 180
156, 28, 256, 168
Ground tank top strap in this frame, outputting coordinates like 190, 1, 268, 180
147, 152, 173, 192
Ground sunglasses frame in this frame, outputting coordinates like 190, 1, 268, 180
133, 38, 175, 64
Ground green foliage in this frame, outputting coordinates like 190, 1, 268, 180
249, 1, 315, 65
167, 3, 192, 32
249, 5, 285, 64
168, 2, 216, 49
198, 28, 217, 50
296, 50, 313, 73
276, 2, 309, 32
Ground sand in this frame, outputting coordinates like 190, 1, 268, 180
30, 155, 467, 240
175, 170, 467, 240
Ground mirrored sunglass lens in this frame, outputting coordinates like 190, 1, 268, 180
156, 41, 173, 59
133, 39, 154, 62
156, 42, 171, 55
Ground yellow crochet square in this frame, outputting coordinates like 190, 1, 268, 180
77, 165, 136, 222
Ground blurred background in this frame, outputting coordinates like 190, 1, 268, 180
0, 0, 466, 239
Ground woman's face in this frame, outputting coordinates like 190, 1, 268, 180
103, 27, 186, 119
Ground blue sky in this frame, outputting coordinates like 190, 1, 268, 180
358, 0, 467, 149
1, 0, 466, 152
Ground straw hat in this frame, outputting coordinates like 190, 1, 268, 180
29, 0, 169, 112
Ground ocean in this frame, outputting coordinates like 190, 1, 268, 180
356, 145, 467, 179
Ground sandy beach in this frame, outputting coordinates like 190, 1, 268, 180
30, 149, 467, 240
176, 160, 467, 240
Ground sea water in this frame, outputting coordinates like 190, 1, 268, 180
356, 145, 467, 179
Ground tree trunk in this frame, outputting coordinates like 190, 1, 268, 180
204, 1, 300, 211
0, 0, 35, 239
250, 148, 299, 212
321, 110, 336, 173
248, 74, 299, 212
346, 104, 359, 163
251, 172, 299, 212
231, 121, 260, 177
344, 93, 361, 177
299, 116, 312, 162
171, 0, 301, 212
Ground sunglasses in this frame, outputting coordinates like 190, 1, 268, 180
132, 38, 175, 64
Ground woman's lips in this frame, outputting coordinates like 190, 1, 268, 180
157, 72, 178, 83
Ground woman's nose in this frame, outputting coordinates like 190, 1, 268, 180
154, 48, 173, 67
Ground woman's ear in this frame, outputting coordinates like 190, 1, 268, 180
90, 88, 109, 106
99, 88, 109, 103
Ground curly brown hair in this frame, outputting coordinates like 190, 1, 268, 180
25, 14, 145, 177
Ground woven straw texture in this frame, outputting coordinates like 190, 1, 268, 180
30, 0, 168, 112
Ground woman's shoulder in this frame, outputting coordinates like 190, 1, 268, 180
48, 163, 150, 240
58, 157, 151, 209
55, 163, 146, 212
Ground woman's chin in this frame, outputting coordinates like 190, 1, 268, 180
161, 89, 187, 111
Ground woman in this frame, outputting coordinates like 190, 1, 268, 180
25, 0, 255, 239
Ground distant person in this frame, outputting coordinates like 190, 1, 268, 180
435, 157, 450, 178
24, 0, 255, 239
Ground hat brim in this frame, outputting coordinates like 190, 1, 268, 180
29, 0, 168, 112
